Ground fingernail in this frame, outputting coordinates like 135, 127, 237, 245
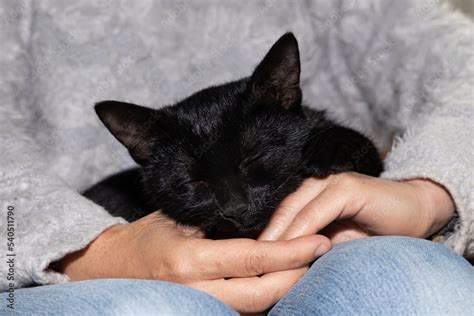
314, 245, 329, 258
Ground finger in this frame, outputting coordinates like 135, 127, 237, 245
259, 177, 327, 241
176, 223, 205, 238
281, 188, 352, 240
189, 267, 309, 313
188, 234, 330, 280
321, 220, 369, 245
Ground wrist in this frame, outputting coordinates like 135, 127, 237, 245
405, 179, 455, 236
53, 223, 128, 281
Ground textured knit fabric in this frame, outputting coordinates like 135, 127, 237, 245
0, 0, 472, 291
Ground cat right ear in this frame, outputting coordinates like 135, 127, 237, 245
249, 32, 302, 110
95, 101, 158, 164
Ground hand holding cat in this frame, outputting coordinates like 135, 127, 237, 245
56, 211, 331, 313
55, 174, 451, 313
259, 172, 455, 243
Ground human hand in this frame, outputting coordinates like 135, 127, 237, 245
55, 211, 331, 313
259, 172, 455, 243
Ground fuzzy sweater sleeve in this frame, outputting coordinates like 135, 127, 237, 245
304, 0, 473, 258
377, 1, 473, 258
0, 1, 125, 291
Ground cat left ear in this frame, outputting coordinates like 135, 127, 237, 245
95, 101, 159, 164
249, 32, 302, 110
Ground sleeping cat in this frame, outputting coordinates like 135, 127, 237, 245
83, 33, 383, 239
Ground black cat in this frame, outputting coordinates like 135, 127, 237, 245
84, 33, 383, 239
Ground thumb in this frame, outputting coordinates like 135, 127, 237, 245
259, 178, 327, 241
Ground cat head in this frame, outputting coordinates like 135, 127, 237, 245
95, 33, 381, 238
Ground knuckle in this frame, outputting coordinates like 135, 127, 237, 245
245, 246, 266, 276
304, 177, 320, 186
294, 209, 315, 228
277, 202, 294, 214
175, 256, 192, 276
335, 172, 358, 189
157, 246, 195, 282
271, 208, 293, 225
150, 249, 176, 281
281, 193, 303, 208
331, 173, 364, 206
285, 247, 302, 266
248, 285, 270, 312
326, 174, 352, 197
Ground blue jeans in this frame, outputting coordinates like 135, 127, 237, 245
2, 237, 473, 315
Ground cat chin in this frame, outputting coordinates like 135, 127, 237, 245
206, 230, 261, 240
205, 228, 261, 239
204, 222, 266, 240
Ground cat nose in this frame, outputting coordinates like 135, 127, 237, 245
219, 203, 247, 224
232, 203, 247, 214
228, 203, 248, 217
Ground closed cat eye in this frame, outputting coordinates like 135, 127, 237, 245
240, 154, 264, 169
181, 179, 208, 187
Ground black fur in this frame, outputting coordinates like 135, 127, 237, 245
83, 33, 383, 239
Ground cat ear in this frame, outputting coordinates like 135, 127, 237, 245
95, 101, 158, 164
249, 32, 302, 110
303, 126, 383, 177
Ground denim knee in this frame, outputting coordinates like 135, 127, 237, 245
271, 236, 474, 316
4, 279, 238, 315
